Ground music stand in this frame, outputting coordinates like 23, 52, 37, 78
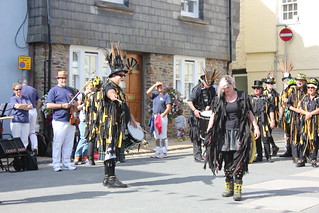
0, 103, 13, 118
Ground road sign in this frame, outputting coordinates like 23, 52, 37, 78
279, 28, 293, 41
18, 56, 32, 70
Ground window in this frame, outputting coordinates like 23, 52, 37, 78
69, 46, 111, 90
102, 0, 124, 4
174, 56, 205, 100
181, 0, 199, 18
281, 0, 298, 23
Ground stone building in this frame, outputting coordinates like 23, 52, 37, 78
27, 0, 240, 136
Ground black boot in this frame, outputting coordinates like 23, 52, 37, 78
108, 176, 128, 188
103, 161, 108, 186
264, 143, 273, 162
88, 141, 96, 165
89, 156, 95, 166
279, 145, 292, 157
272, 145, 279, 156
104, 160, 127, 188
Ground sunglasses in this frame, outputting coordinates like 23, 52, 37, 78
116, 74, 126, 78
307, 87, 316, 89
14, 88, 22, 91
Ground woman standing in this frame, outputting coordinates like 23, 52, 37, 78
298, 78, 319, 167
10, 83, 33, 148
206, 75, 260, 201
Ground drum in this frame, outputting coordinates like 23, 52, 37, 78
199, 110, 212, 140
125, 123, 145, 150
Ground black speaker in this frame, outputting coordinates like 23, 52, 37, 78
0, 137, 26, 157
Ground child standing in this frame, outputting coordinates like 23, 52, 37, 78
174, 109, 187, 142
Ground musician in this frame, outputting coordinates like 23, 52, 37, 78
187, 68, 218, 163
206, 75, 260, 201
287, 73, 307, 167
262, 77, 280, 156
47, 71, 78, 172
100, 44, 137, 188
299, 78, 319, 168
147, 81, 171, 159
250, 80, 275, 163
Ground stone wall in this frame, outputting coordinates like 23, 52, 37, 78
30, 43, 69, 97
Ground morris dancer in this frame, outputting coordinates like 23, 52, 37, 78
187, 65, 219, 163
206, 75, 260, 201
100, 43, 137, 188
298, 78, 319, 167
287, 73, 307, 167
263, 76, 280, 156
250, 80, 275, 162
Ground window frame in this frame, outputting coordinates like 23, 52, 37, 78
174, 55, 205, 101
69, 46, 111, 90
101, 0, 124, 4
280, 0, 299, 24
181, 0, 199, 19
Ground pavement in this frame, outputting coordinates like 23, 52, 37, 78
2, 128, 319, 213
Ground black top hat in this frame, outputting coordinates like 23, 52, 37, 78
108, 54, 128, 77
106, 42, 128, 77
252, 80, 264, 88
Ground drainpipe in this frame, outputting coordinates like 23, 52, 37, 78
46, 0, 52, 92
226, 0, 232, 75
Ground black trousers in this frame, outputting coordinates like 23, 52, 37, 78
256, 125, 271, 160
223, 151, 244, 181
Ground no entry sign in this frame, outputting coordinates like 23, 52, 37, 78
279, 28, 293, 41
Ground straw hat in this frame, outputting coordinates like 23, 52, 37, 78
56, 71, 68, 79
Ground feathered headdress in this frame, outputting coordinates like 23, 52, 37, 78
201, 62, 221, 85
277, 59, 293, 81
106, 42, 128, 77
263, 67, 276, 84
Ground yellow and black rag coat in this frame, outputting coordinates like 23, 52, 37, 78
263, 88, 280, 127
249, 94, 274, 138
299, 94, 319, 155
85, 81, 130, 155
287, 86, 307, 145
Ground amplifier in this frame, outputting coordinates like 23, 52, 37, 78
0, 137, 26, 157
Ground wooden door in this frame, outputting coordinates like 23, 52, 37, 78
125, 53, 142, 123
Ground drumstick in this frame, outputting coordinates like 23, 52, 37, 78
0, 116, 14, 120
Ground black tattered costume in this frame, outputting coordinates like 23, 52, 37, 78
249, 93, 275, 161
287, 85, 307, 163
84, 79, 130, 187
188, 83, 216, 160
204, 90, 253, 181
298, 93, 319, 163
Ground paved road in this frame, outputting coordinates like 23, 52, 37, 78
1, 129, 319, 213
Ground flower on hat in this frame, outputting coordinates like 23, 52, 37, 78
295, 73, 307, 81
307, 78, 318, 88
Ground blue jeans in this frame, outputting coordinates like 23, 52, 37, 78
74, 121, 88, 157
